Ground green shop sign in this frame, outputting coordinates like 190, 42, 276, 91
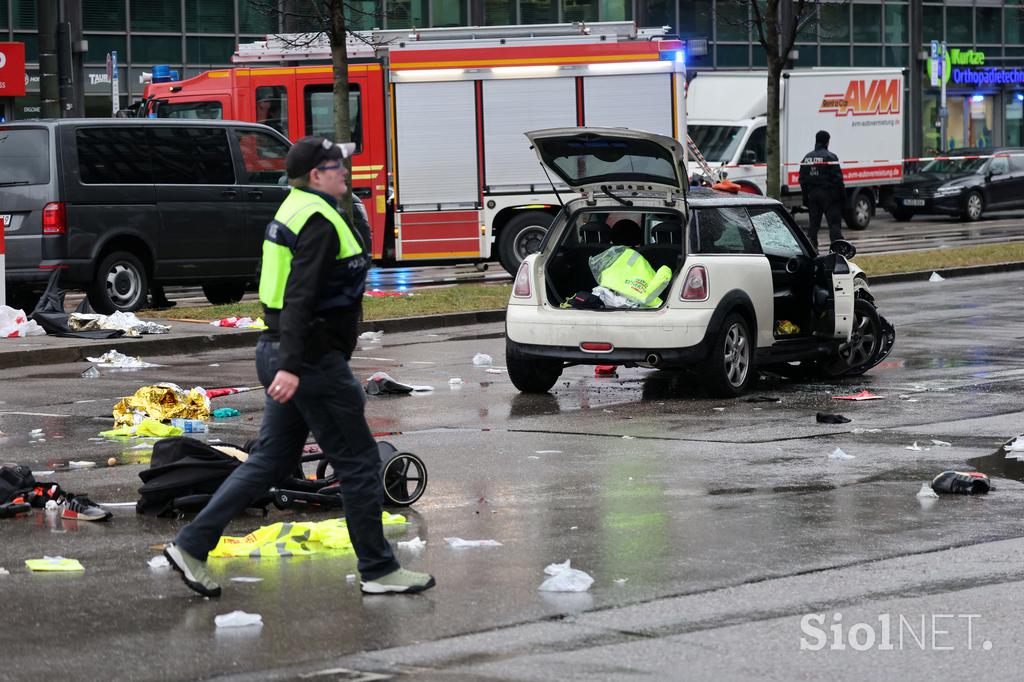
931, 47, 1024, 86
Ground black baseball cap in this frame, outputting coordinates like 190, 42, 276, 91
286, 136, 356, 178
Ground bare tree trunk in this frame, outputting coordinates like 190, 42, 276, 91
765, 62, 783, 200
329, 1, 354, 218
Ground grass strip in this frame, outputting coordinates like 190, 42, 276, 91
854, 242, 1024, 276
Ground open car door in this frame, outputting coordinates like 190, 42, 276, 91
831, 257, 855, 341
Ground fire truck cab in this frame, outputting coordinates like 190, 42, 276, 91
139, 23, 687, 274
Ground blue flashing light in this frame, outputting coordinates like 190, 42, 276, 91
971, 94, 985, 103
151, 64, 180, 84
1016, 93, 1024, 102
659, 50, 686, 65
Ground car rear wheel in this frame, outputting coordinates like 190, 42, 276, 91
88, 250, 148, 314
498, 211, 552, 275
816, 299, 882, 377
703, 313, 754, 398
961, 190, 984, 221
889, 208, 914, 222
507, 345, 562, 394
202, 281, 247, 305
844, 192, 874, 230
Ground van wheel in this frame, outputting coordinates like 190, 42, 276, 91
844, 192, 874, 230
703, 313, 754, 398
88, 251, 148, 313
202, 281, 247, 305
961, 190, 984, 221
498, 211, 552, 275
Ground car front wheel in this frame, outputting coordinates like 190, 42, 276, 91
703, 313, 754, 397
961, 190, 984, 221
816, 299, 882, 377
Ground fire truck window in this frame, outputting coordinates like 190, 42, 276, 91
255, 86, 288, 136
234, 129, 288, 185
157, 100, 223, 120
148, 127, 235, 185
304, 83, 362, 151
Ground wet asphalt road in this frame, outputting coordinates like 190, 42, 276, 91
2, 271, 1024, 680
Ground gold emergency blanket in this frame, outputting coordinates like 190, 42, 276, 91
209, 513, 408, 559
113, 383, 210, 427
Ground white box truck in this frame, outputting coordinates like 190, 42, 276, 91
686, 68, 905, 230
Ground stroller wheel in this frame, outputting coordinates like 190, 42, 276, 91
315, 441, 398, 481
382, 452, 427, 507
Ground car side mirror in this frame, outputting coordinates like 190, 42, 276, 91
829, 239, 856, 259
741, 149, 757, 165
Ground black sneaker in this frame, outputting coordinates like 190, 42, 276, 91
931, 470, 992, 495
61, 494, 112, 521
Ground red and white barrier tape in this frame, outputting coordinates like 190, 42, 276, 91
716, 152, 1017, 169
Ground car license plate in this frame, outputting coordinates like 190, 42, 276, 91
902, 199, 925, 207
0, 214, 10, 229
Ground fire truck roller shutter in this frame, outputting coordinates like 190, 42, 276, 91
395, 81, 478, 208
482, 77, 576, 191
583, 74, 673, 138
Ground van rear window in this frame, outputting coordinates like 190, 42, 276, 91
0, 129, 50, 186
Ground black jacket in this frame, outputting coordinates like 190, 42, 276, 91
798, 144, 845, 199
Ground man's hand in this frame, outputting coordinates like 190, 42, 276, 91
268, 370, 300, 404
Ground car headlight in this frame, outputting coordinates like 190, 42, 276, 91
935, 186, 964, 196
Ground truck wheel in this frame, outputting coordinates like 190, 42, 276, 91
961, 190, 984, 222
88, 250, 149, 314
844, 191, 874, 230
889, 208, 914, 222
202, 281, 247, 305
703, 313, 754, 398
498, 211, 552, 275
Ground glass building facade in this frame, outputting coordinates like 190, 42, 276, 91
3, 0, 1024, 152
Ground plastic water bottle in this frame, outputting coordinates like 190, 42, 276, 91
171, 418, 208, 433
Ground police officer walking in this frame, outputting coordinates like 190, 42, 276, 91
799, 130, 846, 249
164, 136, 435, 597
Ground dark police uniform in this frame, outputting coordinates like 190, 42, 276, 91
799, 143, 846, 248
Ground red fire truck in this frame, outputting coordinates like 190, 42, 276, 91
139, 23, 687, 274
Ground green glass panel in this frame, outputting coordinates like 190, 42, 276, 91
792, 44, 816, 67
187, 36, 235, 64
388, 0, 426, 28
131, 0, 182, 32
14, 32, 36, 61
85, 34, 127, 64
946, 6, 970, 45
521, 0, 557, 24
484, 0, 514, 25
884, 4, 907, 44
12, 0, 35, 30
186, 0, 233, 33
751, 47, 766, 67
83, 0, 126, 31
975, 7, 999, 44
345, 1, 380, 31
600, 0, 630, 21
716, 44, 748, 67
131, 35, 183, 63
679, 0, 711, 39
1005, 8, 1024, 46
853, 46, 882, 66
820, 45, 850, 66
239, 0, 278, 33
716, 3, 747, 42
884, 45, 908, 67
0, 0, 7, 29
819, 3, 849, 43
644, 0, 674, 29
563, 0, 597, 22
432, 0, 467, 27
922, 4, 942, 43
852, 4, 880, 43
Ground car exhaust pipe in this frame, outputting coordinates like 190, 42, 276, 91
646, 352, 662, 367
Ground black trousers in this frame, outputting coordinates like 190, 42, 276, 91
806, 188, 844, 248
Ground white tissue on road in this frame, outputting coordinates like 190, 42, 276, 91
398, 537, 427, 552
905, 441, 930, 451
230, 577, 263, 583
44, 500, 58, 511
147, 556, 170, 569
0, 567, 8, 575
829, 447, 855, 460
539, 559, 594, 592
69, 460, 97, 468
445, 537, 502, 548
929, 272, 945, 282
215, 611, 263, 628
485, 368, 504, 374
359, 330, 383, 341
535, 450, 562, 454
86, 350, 160, 368
614, 578, 628, 584
930, 439, 952, 447
472, 353, 493, 366
916, 483, 939, 499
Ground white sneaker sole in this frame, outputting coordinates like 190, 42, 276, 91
164, 544, 222, 598
360, 575, 436, 594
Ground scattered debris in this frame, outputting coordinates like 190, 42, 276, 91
230, 577, 263, 583
614, 578, 628, 584
0, 306, 46, 338
930, 439, 952, 447
71, 311, 170, 336
0, 568, 8, 576
448, 377, 464, 386
26, 556, 84, 572
212, 408, 241, 419
594, 365, 617, 377
931, 470, 991, 495
44, 500, 59, 511
905, 441, 929, 452
215, 611, 263, 629
365, 372, 433, 395
834, 390, 884, 401
210, 317, 266, 329
929, 271, 945, 282
358, 330, 383, 341
535, 450, 562, 454
113, 383, 210, 426
817, 412, 851, 424
444, 538, 502, 548
209, 514, 406, 558
148, 556, 170, 569
916, 483, 939, 499
472, 353, 493, 366
68, 461, 97, 469
713, 407, 726, 412
538, 560, 594, 593
485, 368, 505, 374
86, 350, 160, 369
106, 458, 118, 466
80, 366, 101, 379
829, 447, 855, 460
397, 537, 426, 552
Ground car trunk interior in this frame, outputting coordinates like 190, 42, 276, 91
543, 208, 688, 309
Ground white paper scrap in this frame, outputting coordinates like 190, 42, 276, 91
472, 353, 493, 366
397, 537, 427, 552
929, 271, 945, 282
539, 559, 594, 592
916, 483, 939, 499
230, 577, 263, 583
930, 439, 952, 447
147, 556, 170, 569
214, 611, 263, 629
445, 537, 503, 548
829, 447, 855, 460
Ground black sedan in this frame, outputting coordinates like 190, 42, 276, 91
889, 147, 1024, 222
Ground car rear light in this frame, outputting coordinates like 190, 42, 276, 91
580, 342, 614, 352
680, 265, 708, 301
42, 202, 66, 235
512, 260, 532, 298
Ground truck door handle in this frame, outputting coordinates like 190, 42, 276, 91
221, 189, 238, 198
248, 190, 263, 199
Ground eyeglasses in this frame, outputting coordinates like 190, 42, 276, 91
316, 163, 343, 172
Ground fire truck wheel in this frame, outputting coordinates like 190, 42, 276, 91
498, 211, 553, 275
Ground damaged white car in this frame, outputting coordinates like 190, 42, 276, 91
505, 128, 895, 397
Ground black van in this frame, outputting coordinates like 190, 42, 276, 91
0, 119, 291, 312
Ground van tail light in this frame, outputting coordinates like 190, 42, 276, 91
512, 260, 532, 298
680, 265, 708, 301
42, 202, 66, 235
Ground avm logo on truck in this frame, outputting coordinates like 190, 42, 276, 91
818, 79, 901, 117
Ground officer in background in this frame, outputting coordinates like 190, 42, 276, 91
799, 130, 846, 249
164, 136, 435, 598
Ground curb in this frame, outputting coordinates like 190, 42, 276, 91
869, 260, 1024, 284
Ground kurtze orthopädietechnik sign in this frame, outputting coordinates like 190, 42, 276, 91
933, 48, 1024, 86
